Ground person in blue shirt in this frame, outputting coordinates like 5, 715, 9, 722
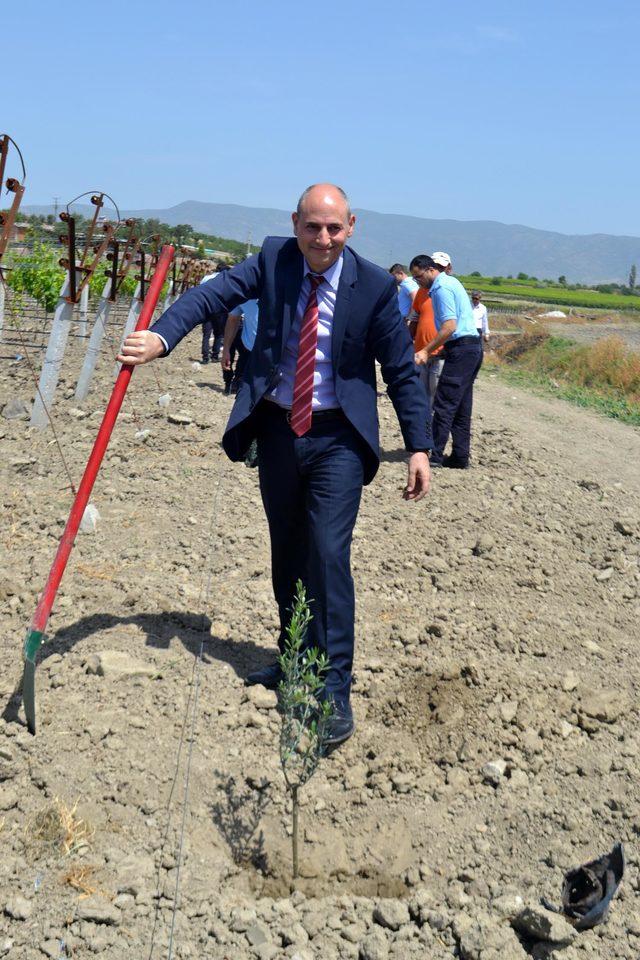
410, 254, 482, 469
389, 263, 419, 321
222, 298, 259, 394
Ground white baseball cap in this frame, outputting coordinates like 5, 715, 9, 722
431, 251, 451, 268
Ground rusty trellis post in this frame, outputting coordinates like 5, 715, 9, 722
0, 134, 27, 340
30, 192, 118, 427
75, 218, 140, 399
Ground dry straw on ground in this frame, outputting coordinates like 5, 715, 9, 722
25, 797, 94, 857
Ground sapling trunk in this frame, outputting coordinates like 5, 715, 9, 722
292, 784, 299, 880
278, 580, 333, 883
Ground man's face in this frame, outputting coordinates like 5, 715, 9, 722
392, 270, 406, 284
472, 296, 480, 306
411, 265, 440, 289
292, 188, 355, 274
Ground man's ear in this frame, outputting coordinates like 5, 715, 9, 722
291, 212, 299, 233
347, 215, 356, 237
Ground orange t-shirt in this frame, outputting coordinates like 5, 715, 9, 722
412, 289, 442, 355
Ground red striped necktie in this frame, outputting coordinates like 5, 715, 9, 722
290, 274, 323, 437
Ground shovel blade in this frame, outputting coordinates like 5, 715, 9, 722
22, 658, 36, 735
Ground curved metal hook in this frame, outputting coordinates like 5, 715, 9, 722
0, 134, 27, 185
65, 191, 121, 222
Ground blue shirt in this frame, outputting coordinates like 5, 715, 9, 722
269, 255, 342, 410
230, 299, 259, 351
429, 272, 479, 339
397, 276, 418, 318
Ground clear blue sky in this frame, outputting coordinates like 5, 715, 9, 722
5, 0, 639, 236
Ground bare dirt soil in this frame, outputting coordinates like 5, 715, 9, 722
1, 337, 639, 960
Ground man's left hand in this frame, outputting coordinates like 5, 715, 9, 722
403, 452, 431, 502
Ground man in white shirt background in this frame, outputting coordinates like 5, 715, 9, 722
471, 290, 490, 344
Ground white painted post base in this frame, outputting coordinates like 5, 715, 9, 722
75, 279, 113, 402
30, 278, 73, 428
78, 282, 89, 338
113, 283, 142, 379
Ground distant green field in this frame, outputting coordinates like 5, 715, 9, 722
458, 275, 640, 312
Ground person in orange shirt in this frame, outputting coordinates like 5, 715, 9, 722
407, 280, 445, 412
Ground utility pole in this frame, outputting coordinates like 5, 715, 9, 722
53, 197, 60, 219
246, 230, 252, 257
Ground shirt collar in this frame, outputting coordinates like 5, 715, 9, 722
304, 254, 343, 291
430, 271, 444, 293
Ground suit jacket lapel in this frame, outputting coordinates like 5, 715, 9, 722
331, 246, 356, 369
280, 250, 304, 360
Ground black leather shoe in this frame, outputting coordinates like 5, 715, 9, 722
324, 703, 355, 748
442, 454, 469, 469
244, 662, 283, 689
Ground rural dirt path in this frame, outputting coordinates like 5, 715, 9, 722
1, 342, 639, 960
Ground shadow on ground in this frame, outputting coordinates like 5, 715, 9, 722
1, 610, 276, 724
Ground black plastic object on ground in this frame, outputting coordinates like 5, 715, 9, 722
544, 842, 625, 930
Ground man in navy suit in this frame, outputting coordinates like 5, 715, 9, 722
118, 184, 431, 746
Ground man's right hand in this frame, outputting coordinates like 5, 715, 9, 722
414, 348, 428, 366
221, 347, 231, 370
117, 331, 165, 366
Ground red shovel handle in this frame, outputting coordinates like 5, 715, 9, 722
25, 244, 175, 652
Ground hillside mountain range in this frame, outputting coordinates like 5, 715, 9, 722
23, 200, 640, 284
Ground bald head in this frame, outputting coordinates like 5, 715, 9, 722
296, 183, 351, 219
292, 183, 356, 274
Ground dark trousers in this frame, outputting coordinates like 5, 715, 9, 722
223, 336, 249, 393
432, 337, 483, 464
256, 403, 366, 706
202, 313, 226, 361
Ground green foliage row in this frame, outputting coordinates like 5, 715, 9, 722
5, 242, 65, 311
5, 241, 138, 310
460, 274, 640, 311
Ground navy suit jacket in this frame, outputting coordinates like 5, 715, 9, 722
151, 237, 431, 484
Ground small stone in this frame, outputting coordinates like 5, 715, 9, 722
80, 503, 101, 533
473, 534, 495, 556
595, 567, 614, 582
0, 939, 13, 957
512, 905, 576, 944
373, 899, 410, 930
561, 672, 579, 692
4, 895, 32, 920
1, 398, 30, 420
614, 519, 636, 537
191, 361, 201, 370
85, 651, 157, 679
511, 484, 526, 495
582, 639, 601, 654
245, 922, 269, 947
560, 720, 574, 739
359, 928, 389, 960
246, 687, 278, 710
580, 688, 629, 723
482, 759, 507, 785
167, 412, 192, 425
508, 770, 529, 789
76, 896, 121, 925
157, 393, 171, 408
500, 701, 518, 723
68, 407, 89, 420
492, 894, 524, 918
40, 940, 64, 958
135, 429, 151, 442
